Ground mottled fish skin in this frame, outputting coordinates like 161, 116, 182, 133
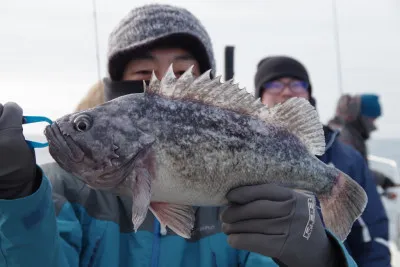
44, 65, 367, 241
138, 93, 337, 206
48, 92, 335, 205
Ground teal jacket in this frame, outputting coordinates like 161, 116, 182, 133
0, 163, 357, 267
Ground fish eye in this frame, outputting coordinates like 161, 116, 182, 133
73, 114, 92, 132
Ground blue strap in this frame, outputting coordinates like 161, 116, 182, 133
23, 116, 53, 125
23, 116, 53, 148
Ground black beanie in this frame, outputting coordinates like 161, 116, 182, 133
254, 56, 313, 99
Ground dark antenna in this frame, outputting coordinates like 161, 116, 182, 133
224, 46, 235, 81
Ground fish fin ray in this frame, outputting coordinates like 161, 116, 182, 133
159, 64, 177, 97
145, 64, 265, 116
149, 202, 195, 239
173, 65, 195, 97
318, 170, 368, 241
130, 169, 152, 232
268, 97, 326, 155
146, 71, 161, 94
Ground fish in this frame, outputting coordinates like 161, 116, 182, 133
44, 65, 368, 241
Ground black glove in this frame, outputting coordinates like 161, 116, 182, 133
372, 170, 396, 190
221, 184, 344, 267
0, 102, 39, 199
382, 177, 396, 190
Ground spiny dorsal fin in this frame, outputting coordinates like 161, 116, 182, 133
160, 64, 177, 97
145, 64, 325, 156
148, 71, 161, 94
267, 97, 326, 155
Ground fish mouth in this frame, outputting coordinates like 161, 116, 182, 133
44, 122, 85, 164
44, 121, 151, 193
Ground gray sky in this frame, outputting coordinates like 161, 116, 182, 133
1, 0, 399, 139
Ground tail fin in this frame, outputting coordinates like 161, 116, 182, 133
318, 170, 368, 241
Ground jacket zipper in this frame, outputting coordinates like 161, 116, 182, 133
150, 219, 161, 267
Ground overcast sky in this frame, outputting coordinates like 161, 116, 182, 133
1, 0, 399, 139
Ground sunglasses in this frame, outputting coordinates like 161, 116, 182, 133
262, 80, 309, 95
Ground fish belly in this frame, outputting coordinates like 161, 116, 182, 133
149, 151, 266, 206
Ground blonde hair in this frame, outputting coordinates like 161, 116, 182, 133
75, 80, 105, 112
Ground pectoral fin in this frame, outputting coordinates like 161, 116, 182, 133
149, 202, 195, 239
130, 168, 152, 232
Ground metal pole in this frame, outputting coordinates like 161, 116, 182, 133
92, 0, 101, 82
224, 46, 235, 81
332, 0, 343, 95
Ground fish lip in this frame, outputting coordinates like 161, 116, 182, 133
44, 123, 85, 163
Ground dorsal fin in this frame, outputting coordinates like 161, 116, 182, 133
145, 64, 325, 156
267, 98, 326, 155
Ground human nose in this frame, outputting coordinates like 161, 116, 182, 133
156, 69, 167, 79
280, 85, 295, 96
156, 63, 175, 79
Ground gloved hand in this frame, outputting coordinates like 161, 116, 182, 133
0, 102, 39, 199
382, 177, 396, 190
372, 170, 396, 190
221, 184, 344, 267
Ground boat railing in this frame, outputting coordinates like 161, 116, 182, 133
368, 154, 400, 251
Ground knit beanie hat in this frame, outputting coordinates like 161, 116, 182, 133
254, 56, 312, 99
360, 94, 382, 118
107, 4, 215, 81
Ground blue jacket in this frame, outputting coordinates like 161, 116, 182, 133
0, 161, 357, 267
318, 126, 391, 267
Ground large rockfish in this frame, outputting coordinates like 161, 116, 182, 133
44, 65, 367, 241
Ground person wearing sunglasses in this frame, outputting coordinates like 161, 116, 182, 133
254, 55, 391, 267
262, 79, 309, 97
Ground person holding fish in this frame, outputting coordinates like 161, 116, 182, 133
253, 55, 391, 267
75, 80, 105, 112
0, 4, 360, 267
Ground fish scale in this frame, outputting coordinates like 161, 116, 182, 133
44, 64, 368, 241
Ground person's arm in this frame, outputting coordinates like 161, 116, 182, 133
337, 127, 368, 161
345, 157, 391, 267
222, 184, 358, 267
0, 102, 81, 266
371, 169, 396, 189
0, 168, 82, 266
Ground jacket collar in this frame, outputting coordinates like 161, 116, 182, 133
323, 125, 340, 152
